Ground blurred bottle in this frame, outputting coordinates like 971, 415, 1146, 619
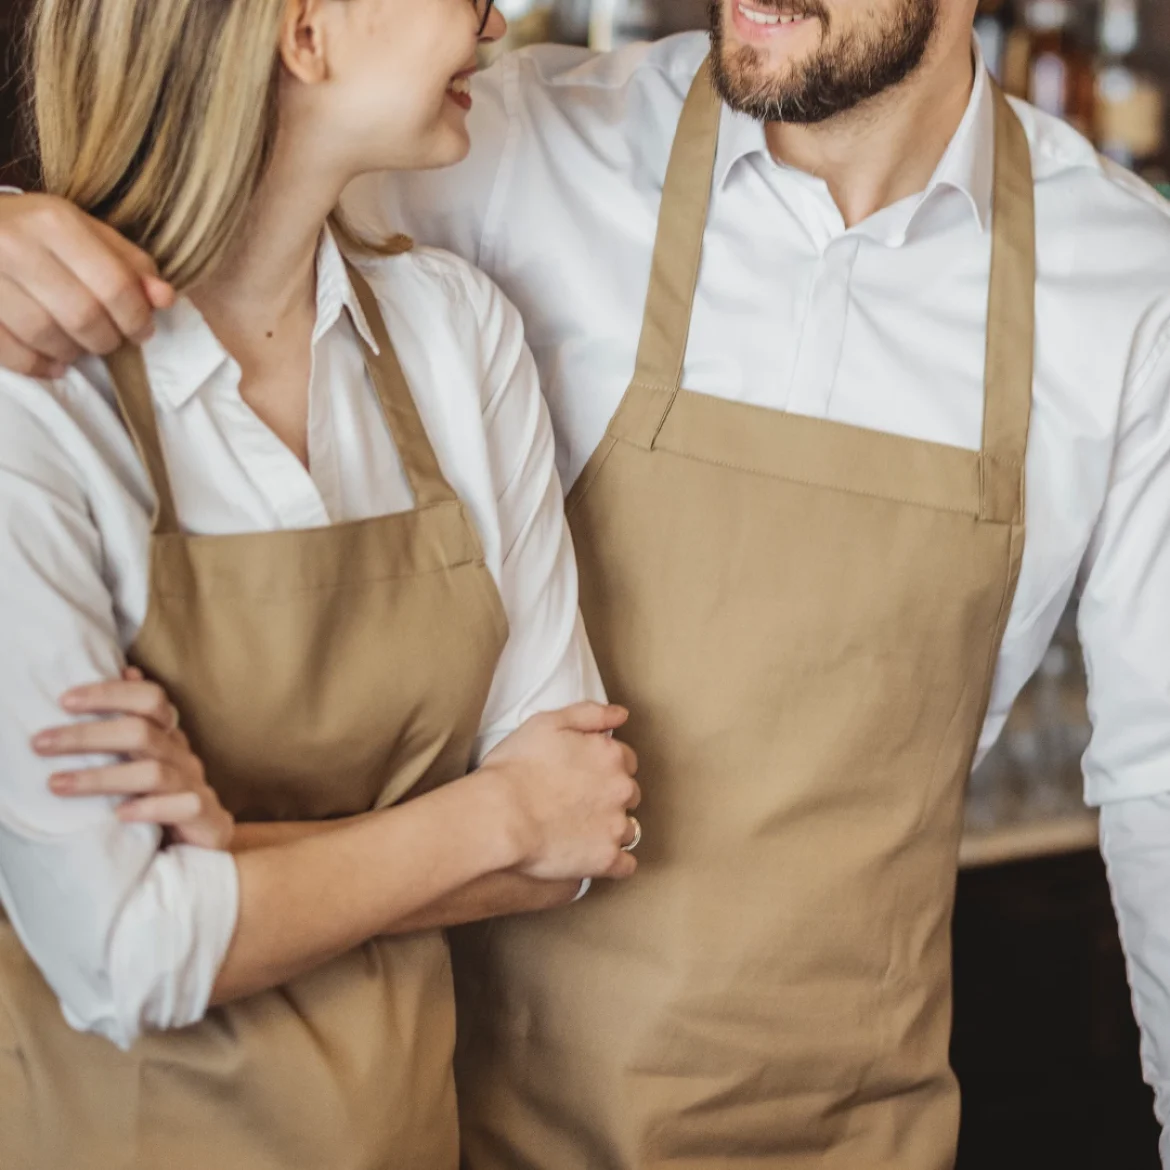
1022, 0, 1095, 136
1093, 0, 1164, 175
975, 0, 1013, 83
589, 0, 660, 49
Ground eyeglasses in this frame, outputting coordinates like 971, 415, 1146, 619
473, 0, 495, 36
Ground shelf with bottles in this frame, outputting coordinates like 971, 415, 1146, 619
977, 0, 1170, 192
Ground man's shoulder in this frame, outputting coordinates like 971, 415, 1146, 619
496, 31, 709, 116
1009, 97, 1170, 310
1012, 96, 1170, 248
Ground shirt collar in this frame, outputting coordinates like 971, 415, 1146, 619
143, 227, 379, 411
714, 37, 996, 236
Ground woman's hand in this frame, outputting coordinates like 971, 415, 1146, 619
478, 702, 642, 884
31, 668, 234, 851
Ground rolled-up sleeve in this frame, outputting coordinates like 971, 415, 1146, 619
0, 389, 238, 1050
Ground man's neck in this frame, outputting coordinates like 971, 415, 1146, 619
763, 37, 976, 228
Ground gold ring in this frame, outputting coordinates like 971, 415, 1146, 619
621, 815, 642, 854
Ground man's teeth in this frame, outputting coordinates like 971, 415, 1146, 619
737, 3, 806, 24
448, 77, 472, 96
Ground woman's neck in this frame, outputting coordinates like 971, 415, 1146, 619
187, 142, 351, 468
190, 143, 347, 361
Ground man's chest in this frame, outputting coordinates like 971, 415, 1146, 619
484, 170, 1123, 645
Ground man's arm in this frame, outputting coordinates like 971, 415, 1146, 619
1078, 324, 1170, 1161
0, 192, 174, 375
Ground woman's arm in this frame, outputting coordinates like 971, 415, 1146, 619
210, 702, 633, 1004
35, 688, 638, 1010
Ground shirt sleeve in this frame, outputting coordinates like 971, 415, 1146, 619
340, 58, 514, 267
453, 267, 606, 764
1079, 329, 1170, 1161
1100, 796, 1170, 1166
0, 386, 239, 1050
1077, 327, 1170, 807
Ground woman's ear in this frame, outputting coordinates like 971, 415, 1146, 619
279, 0, 330, 85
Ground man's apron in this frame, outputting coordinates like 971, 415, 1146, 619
0, 263, 509, 1170
454, 61, 1034, 1170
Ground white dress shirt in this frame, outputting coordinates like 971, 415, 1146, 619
0, 230, 602, 1049
346, 32, 1170, 1146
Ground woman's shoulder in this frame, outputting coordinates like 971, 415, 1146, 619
0, 358, 121, 504
0, 358, 115, 455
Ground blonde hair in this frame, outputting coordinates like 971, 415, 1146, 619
30, 0, 406, 290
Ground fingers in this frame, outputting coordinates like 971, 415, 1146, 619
12, 244, 133, 354
604, 852, 638, 881
0, 195, 169, 364
48, 758, 182, 798
32, 714, 178, 761
144, 276, 177, 311
616, 740, 639, 778
625, 777, 642, 811
0, 320, 66, 379
88, 218, 161, 281
58, 678, 177, 729
555, 701, 629, 735
117, 791, 202, 826
0, 274, 85, 365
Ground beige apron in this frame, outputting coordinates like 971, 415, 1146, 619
0, 263, 508, 1170
453, 63, 1034, 1169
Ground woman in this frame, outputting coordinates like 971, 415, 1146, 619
0, 0, 641, 1166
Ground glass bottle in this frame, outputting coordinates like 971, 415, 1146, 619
1022, 0, 1096, 137
1094, 0, 1164, 174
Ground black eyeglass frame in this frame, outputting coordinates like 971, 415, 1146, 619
476, 0, 495, 36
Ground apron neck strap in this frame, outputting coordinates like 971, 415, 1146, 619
632, 60, 1036, 525
631, 57, 721, 394
105, 344, 182, 536
344, 260, 456, 509
979, 83, 1035, 524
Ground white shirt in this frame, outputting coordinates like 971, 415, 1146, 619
0, 230, 602, 1049
347, 32, 1170, 1146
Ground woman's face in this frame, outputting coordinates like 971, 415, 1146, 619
296, 0, 506, 175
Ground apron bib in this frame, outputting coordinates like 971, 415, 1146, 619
454, 62, 1034, 1170
0, 263, 508, 1170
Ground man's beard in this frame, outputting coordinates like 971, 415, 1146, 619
708, 0, 939, 124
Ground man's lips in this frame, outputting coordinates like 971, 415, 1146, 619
732, 0, 820, 37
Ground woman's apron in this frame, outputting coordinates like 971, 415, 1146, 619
0, 262, 508, 1170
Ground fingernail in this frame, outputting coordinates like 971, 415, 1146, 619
48, 774, 75, 792
61, 692, 85, 711
31, 731, 55, 752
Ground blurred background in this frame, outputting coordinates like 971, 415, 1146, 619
1, 0, 1167, 1165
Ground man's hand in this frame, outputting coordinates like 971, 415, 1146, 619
0, 193, 175, 378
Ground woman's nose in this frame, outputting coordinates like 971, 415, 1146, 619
480, 5, 507, 43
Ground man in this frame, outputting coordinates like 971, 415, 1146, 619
3, 0, 1170, 1166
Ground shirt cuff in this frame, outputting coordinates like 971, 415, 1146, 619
101, 844, 240, 1048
